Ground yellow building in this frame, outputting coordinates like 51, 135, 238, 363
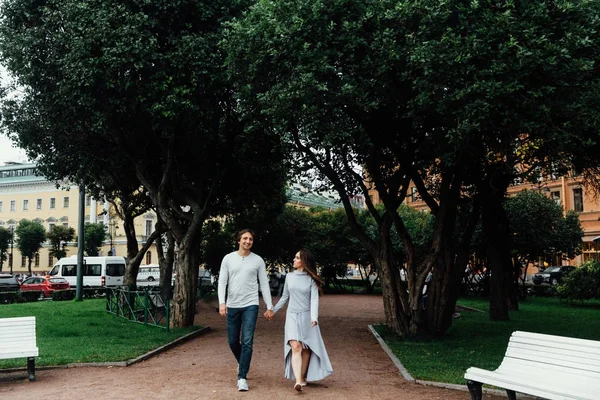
0, 162, 158, 275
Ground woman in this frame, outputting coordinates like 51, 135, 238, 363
270, 248, 333, 391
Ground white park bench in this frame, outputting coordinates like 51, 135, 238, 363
0, 316, 39, 381
464, 330, 600, 400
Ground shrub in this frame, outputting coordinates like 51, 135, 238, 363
556, 260, 600, 302
21, 290, 43, 302
0, 291, 20, 304
52, 289, 76, 301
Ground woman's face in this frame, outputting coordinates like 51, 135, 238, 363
293, 252, 303, 270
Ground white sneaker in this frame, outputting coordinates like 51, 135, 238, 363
237, 378, 249, 391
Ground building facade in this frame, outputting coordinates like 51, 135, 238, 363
0, 162, 157, 275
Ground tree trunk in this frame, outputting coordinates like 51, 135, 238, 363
157, 230, 175, 300
172, 238, 201, 327
27, 257, 32, 275
123, 213, 140, 290
482, 189, 511, 320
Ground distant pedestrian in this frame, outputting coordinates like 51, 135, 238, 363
269, 248, 333, 391
218, 229, 274, 392
277, 268, 287, 297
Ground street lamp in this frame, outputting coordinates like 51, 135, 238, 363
8, 226, 14, 275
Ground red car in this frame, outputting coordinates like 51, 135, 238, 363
20, 276, 71, 297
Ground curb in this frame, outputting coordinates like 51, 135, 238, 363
1, 326, 211, 376
367, 324, 536, 398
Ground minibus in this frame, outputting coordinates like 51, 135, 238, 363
48, 255, 126, 288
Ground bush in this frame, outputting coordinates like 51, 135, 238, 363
0, 291, 20, 304
556, 260, 600, 302
21, 290, 43, 302
52, 289, 76, 301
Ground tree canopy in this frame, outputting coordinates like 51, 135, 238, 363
15, 219, 46, 274
225, 0, 600, 336
47, 225, 76, 260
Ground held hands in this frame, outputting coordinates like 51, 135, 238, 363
219, 304, 227, 317
312, 321, 318, 327
264, 310, 274, 320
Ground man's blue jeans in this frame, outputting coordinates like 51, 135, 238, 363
226, 305, 259, 380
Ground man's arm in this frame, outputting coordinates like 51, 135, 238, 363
257, 261, 273, 312
218, 255, 229, 317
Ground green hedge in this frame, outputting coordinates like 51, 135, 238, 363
0, 291, 20, 304
52, 289, 76, 301
557, 260, 600, 302
21, 290, 43, 302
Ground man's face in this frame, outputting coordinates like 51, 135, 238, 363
238, 232, 254, 251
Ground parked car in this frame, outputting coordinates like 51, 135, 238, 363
532, 266, 576, 286
20, 276, 71, 297
0, 274, 20, 293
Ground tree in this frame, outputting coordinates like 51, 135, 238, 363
0, 226, 11, 272
226, 0, 600, 336
46, 225, 76, 261
84, 223, 107, 257
506, 190, 582, 276
15, 219, 46, 275
0, 0, 289, 327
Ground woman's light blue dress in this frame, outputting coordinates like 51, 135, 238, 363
273, 271, 333, 382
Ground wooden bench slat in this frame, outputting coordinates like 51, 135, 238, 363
508, 340, 600, 358
509, 338, 600, 356
499, 358, 600, 381
505, 348, 600, 371
512, 331, 600, 349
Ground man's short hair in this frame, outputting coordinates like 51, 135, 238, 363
236, 229, 255, 242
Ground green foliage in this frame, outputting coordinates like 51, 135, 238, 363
84, 223, 107, 256
52, 289, 76, 301
47, 225, 76, 260
15, 219, 46, 273
20, 290, 42, 302
506, 190, 583, 264
0, 291, 19, 304
0, 226, 11, 272
557, 260, 600, 302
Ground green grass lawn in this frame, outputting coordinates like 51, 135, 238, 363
0, 299, 201, 369
375, 296, 600, 384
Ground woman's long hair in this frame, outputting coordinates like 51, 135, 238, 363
298, 248, 323, 295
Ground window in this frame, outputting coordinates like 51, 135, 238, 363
50, 197, 56, 209
62, 265, 77, 276
23, 199, 29, 211
550, 191, 561, 205
21, 256, 26, 267
36, 199, 42, 210
145, 220, 153, 237
49, 223, 55, 232
573, 188, 584, 213
0, 201, 3, 212
10, 200, 16, 212
63, 223, 69, 227
410, 187, 418, 202
85, 196, 91, 207
49, 254, 54, 267
63, 196, 70, 208
35, 253, 40, 267
145, 251, 152, 264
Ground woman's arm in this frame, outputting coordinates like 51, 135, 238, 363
273, 275, 290, 314
310, 278, 319, 325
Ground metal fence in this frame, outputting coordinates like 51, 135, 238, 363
106, 287, 170, 332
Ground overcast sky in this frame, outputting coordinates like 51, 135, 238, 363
0, 135, 28, 165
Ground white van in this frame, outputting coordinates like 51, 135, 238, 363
138, 264, 160, 282
48, 255, 126, 288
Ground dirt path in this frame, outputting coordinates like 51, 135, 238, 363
0, 294, 503, 400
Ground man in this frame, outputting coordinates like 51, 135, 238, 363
218, 229, 274, 392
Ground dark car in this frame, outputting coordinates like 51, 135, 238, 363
0, 274, 21, 292
532, 266, 576, 286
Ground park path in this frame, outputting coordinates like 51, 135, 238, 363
0, 294, 504, 400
